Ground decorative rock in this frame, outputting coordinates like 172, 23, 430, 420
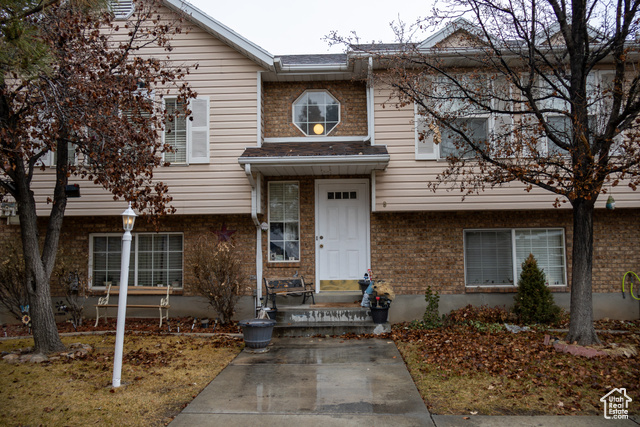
553, 341, 608, 358
3, 354, 19, 364
372, 323, 391, 335
30, 354, 48, 363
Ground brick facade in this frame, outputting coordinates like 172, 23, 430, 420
371, 208, 640, 295
262, 81, 368, 138
0, 214, 257, 297
1, 198, 637, 299
260, 176, 316, 283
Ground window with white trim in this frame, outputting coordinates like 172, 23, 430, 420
163, 97, 210, 165
39, 141, 77, 167
537, 73, 602, 155
293, 90, 340, 136
464, 228, 566, 286
90, 233, 184, 288
415, 75, 509, 160
268, 182, 300, 262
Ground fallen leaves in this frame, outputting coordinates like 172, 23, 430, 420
393, 322, 640, 415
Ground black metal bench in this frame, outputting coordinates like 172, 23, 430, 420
263, 277, 314, 310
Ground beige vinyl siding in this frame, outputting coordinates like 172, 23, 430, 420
373, 87, 640, 212
31, 6, 263, 216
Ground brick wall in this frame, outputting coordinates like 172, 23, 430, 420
0, 214, 257, 297
2, 204, 637, 298
261, 177, 316, 283
262, 81, 368, 138
371, 208, 640, 296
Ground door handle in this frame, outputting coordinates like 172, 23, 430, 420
319, 244, 324, 249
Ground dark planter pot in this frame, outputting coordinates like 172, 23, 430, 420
358, 280, 370, 296
265, 309, 277, 320
370, 306, 389, 324
239, 318, 276, 349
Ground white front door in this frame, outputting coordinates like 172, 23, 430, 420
315, 179, 370, 291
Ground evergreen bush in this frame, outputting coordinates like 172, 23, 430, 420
422, 285, 442, 328
513, 254, 561, 324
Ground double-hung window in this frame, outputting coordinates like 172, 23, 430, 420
268, 182, 300, 262
90, 233, 184, 288
40, 141, 77, 167
163, 97, 210, 165
538, 73, 601, 156
415, 75, 507, 160
464, 228, 566, 287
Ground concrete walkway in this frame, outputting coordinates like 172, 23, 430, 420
170, 337, 639, 427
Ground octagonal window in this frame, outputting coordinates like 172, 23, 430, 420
293, 90, 340, 136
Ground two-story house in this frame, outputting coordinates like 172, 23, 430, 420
1, 0, 638, 322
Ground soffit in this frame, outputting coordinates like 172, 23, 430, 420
239, 141, 389, 176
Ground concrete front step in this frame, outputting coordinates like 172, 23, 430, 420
269, 291, 364, 307
269, 303, 390, 337
273, 322, 391, 337
277, 305, 371, 323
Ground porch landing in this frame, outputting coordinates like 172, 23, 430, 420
268, 292, 391, 337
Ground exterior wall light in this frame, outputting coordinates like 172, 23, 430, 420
260, 222, 269, 232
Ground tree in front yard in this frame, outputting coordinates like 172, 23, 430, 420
0, 0, 195, 353
330, 0, 640, 344
191, 235, 247, 325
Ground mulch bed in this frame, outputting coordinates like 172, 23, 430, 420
1, 316, 241, 338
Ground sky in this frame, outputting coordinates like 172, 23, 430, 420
187, 0, 435, 55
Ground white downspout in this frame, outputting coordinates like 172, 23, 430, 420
367, 56, 377, 213
245, 164, 263, 309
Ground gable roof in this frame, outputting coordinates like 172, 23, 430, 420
163, 0, 274, 70
418, 18, 481, 49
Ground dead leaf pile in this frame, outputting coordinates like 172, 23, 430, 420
391, 324, 640, 398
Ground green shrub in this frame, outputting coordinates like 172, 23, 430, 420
422, 286, 442, 328
513, 254, 561, 324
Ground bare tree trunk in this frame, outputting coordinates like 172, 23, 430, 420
566, 198, 601, 345
15, 163, 66, 355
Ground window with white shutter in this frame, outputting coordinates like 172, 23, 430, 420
163, 97, 210, 165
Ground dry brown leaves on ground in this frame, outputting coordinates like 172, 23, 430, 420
0, 334, 242, 426
391, 323, 640, 416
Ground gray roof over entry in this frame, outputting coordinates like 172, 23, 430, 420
239, 142, 389, 176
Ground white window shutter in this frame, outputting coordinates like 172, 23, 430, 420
111, 0, 134, 19
188, 97, 210, 164
38, 150, 54, 167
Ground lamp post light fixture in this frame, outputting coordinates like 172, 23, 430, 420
112, 203, 137, 388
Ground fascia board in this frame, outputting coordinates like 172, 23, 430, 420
163, 0, 274, 70
273, 58, 350, 73
238, 154, 390, 166
263, 136, 368, 143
